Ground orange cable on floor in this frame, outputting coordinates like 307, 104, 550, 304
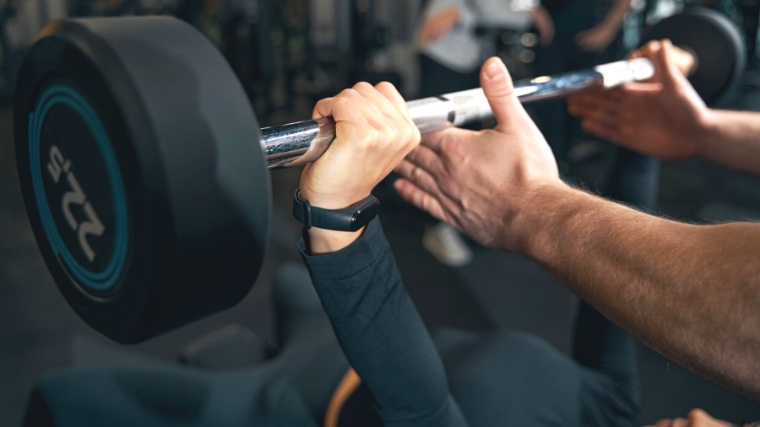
324, 368, 362, 427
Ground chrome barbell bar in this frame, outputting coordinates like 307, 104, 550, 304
262, 57, 656, 169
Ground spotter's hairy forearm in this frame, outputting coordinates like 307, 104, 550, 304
515, 183, 760, 399
699, 110, 760, 176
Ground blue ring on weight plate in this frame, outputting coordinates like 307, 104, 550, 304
28, 85, 129, 293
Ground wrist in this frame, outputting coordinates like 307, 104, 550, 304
510, 182, 584, 260
306, 226, 366, 255
298, 185, 371, 211
297, 186, 373, 255
694, 108, 719, 160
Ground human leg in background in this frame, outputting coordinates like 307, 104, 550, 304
533, 37, 604, 172
572, 300, 640, 426
534, 35, 642, 425
604, 149, 661, 211
591, 36, 662, 213
422, 221, 474, 268
534, 34, 661, 212
572, 62, 648, 422
419, 55, 478, 267
739, 0, 760, 72
533, 40, 574, 170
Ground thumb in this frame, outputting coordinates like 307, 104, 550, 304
654, 39, 684, 89
480, 57, 525, 128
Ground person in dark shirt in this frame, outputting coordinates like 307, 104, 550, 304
536, 0, 632, 159
26, 62, 637, 427
535, 0, 661, 212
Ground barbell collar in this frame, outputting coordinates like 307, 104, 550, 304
263, 57, 656, 169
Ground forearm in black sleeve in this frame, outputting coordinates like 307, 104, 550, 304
299, 218, 468, 427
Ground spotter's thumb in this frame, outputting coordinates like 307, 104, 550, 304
480, 57, 524, 127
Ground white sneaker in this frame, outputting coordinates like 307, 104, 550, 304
422, 222, 474, 267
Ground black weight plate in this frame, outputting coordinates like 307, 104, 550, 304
15, 17, 271, 343
641, 7, 745, 104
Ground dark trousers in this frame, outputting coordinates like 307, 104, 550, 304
534, 36, 661, 210
420, 54, 480, 98
739, 1, 760, 68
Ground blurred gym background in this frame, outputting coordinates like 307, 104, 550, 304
1, 0, 759, 425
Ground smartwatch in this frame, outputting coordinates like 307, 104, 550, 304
293, 189, 380, 232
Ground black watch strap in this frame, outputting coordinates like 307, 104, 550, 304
293, 189, 380, 231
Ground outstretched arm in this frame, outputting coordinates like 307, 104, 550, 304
569, 39, 760, 175
395, 56, 760, 400
298, 82, 468, 427
522, 183, 760, 400
697, 109, 760, 175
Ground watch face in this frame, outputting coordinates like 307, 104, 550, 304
351, 199, 380, 231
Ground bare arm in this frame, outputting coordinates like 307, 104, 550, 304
299, 83, 472, 426
700, 110, 760, 175
522, 184, 760, 399
395, 56, 760, 400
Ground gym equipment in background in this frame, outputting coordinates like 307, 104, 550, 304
14, 8, 744, 343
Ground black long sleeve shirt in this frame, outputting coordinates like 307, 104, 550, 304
299, 218, 469, 427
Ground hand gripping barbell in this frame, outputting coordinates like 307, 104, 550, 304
14, 7, 744, 343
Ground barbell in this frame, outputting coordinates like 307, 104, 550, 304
14, 8, 744, 343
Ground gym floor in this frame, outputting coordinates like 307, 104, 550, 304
2, 84, 760, 425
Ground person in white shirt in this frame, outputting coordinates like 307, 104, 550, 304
418, 0, 553, 95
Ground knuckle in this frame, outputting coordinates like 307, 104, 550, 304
361, 127, 379, 147
375, 81, 396, 93
395, 121, 410, 143
381, 123, 398, 143
331, 98, 354, 114
413, 191, 425, 208
354, 81, 373, 92
312, 101, 326, 116
333, 97, 352, 108
339, 88, 358, 98
688, 409, 707, 420
421, 194, 434, 211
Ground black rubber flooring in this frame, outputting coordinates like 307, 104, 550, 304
2, 83, 760, 425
